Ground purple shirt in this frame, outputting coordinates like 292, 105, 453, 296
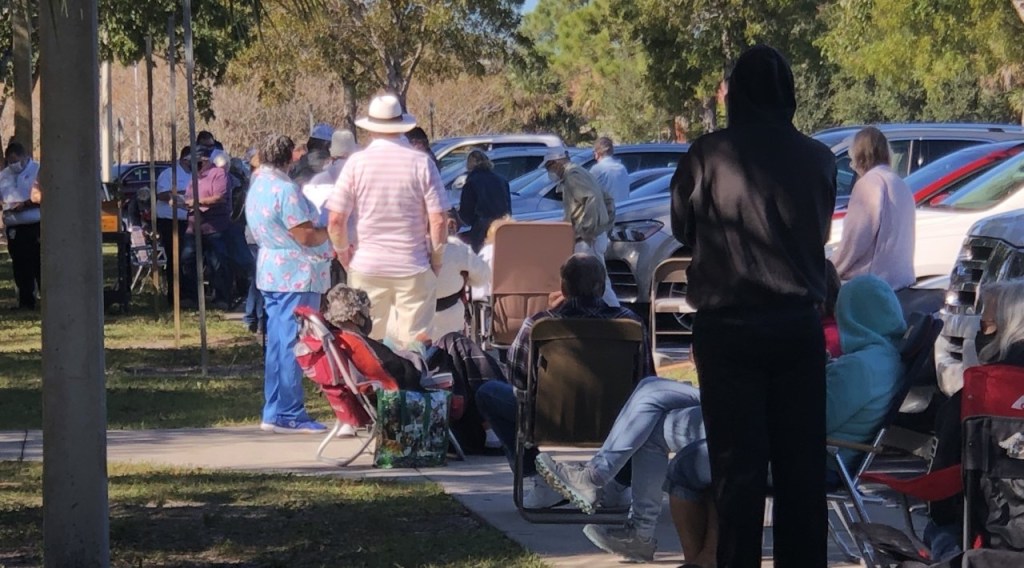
186, 166, 232, 235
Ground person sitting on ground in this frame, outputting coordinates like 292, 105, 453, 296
536, 274, 907, 565
926, 278, 1024, 560
459, 149, 512, 251
474, 253, 654, 508
831, 126, 916, 290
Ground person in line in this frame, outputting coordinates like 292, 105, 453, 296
290, 123, 334, 187
537, 275, 907, 566
458, 149, 512, 251
154, 146, 192, 305
0, 141, 41, 310
326, 93, 448, 350
542, 148, 619, 307
474, 253, 654, 508
309, 130, 358, 189
242, 152, 265, 334
832, 126, 916, 290
196, 130, 221, 152
589, 136, 630, 204
926, 279, 1024, 560
670, 45, 838, 567
405, 126, 439, 167
246, 134, 333, 434
180, 148, 235, 309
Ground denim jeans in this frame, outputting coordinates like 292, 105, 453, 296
475, 380, 538, 476
242, 244, 264, 328
181, 230, 233, 303
586, 377, 706, 539
262, 290, 320, 424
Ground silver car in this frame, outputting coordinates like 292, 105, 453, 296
431, 134, 565, 171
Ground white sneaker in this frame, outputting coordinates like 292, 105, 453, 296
259, 422, 276, 432
484, 428, 502, 449
523, 475, 568, 509
336, 423, 358, 438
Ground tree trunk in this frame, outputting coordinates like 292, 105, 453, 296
39, 0, 110, 564
13, 0, 34, 151
342, 80, 357, 135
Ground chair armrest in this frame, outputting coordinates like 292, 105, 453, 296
827, 438, 882, 454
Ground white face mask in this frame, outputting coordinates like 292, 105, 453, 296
547, 170, 561, 183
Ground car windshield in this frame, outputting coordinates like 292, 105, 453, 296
629, 175, 673, 198
904, 143, 1015, 194
928, 152, 1024, 211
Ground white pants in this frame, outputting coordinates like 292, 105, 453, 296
575, 234, 620, 307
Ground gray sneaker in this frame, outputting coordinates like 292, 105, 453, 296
583, 523, 657, 563
535, 453, 600, 514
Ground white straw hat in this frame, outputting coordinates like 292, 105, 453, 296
355, 94, 417, 134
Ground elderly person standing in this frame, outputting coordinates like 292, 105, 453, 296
326, 94, 448, 349
246, 134, 333, 434
0, 141, 41, 310
589, 137, 630, 204
543, 148, 619, 307
832, 126, 916, 290
459, 149, 512, 251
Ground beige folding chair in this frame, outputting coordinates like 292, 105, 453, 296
514, 318, 644, 523
485, 222, 575, 349
649, 258, 695, 355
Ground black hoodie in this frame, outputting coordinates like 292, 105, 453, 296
670, 45, 837, 311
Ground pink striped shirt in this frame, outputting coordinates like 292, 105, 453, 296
326, 138, 448, 277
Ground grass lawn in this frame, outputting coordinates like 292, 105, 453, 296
0, 246, 329, 430
0, 461, 545, 568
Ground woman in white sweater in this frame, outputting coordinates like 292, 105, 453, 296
832, 127, 916, 290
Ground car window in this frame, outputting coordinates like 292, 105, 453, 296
491, 142, 546, 149
931, 154, 1024, 211
890, 140, 912, 176
836, 152, 857, 198
616, 155, 643, 172
637, 153, 682, 170
905, 143, 1009, 195
493, 156, 543, 181
916, 139, 981, 170
629, 175, 673, 198
437, 146, 482, 170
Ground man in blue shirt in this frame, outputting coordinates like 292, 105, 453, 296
589, 137, 630, 204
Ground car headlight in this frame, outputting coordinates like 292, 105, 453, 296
609, 220, 664, 242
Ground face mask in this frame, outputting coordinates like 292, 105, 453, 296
976, 330, 996, 359
547, 170, 561, 183
8, 161, 24, 174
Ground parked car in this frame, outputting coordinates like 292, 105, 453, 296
431, 134, 564, 171
829, 149, 1024, 281
905, 140, 1024, 207
514, 168, 678, 222
812, 123, 1024, 208
935, 208, 1024, 398
511, 143, 688, 216
442, 147, 561, 206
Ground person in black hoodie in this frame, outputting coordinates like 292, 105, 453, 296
670, 45, 837, 567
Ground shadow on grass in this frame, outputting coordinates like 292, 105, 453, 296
1, 463, 543, 568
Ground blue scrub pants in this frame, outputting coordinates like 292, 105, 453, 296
261, 290, 320, 424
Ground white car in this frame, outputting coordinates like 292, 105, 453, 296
829, 150, 1024, 280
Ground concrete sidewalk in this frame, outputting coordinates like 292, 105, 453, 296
1, 426, 894, 567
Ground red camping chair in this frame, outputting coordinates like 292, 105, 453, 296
861, 364, 1024, 553
293, 306, 466, 466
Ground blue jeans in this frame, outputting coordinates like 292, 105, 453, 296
475, 380, 539, 476
261, 290, 320, 424
181, 230, 233, 302
587, 377, 707, 539
242, 245, 264, 328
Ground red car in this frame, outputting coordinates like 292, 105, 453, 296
833, 140, 1024, 220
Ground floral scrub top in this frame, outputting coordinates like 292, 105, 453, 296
245, 166, 333, 293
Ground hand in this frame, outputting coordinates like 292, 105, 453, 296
547, 291, 565, 309
8, 201, 26, 212
431, 261, 442, 277
336, 244, 355, 269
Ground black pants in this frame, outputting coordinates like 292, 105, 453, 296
693, 304, 827, 568
156, 218, 186, 303
6, 222, 41, 308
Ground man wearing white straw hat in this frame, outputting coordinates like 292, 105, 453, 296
326, 93, 447, 349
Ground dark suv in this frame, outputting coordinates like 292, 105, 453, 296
812, 123, 1024, 208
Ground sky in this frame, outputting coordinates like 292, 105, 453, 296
522, 0, 539, 12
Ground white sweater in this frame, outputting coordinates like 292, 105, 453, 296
832, 165, 916, 290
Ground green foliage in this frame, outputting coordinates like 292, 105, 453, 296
819, 0, 1024, 124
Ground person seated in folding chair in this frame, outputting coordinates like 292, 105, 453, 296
536, 275, 907, 565
297, 284, 428, 437
475, 253, 655, 509
926, 279, 1024, 561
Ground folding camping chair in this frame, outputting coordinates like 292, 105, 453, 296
513, 318, 645, 523
761, 313, 943, 566
128, 225, 167, 293
861, 363, 1024, 561
293, 306, 465, 467
475, 222, 575, 352
649, 257, 695, 354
